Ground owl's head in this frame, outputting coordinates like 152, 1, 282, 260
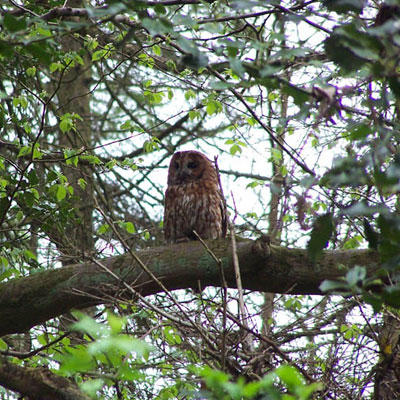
167, 150, 216, 185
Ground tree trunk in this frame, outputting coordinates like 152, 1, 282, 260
53, 0, 94, 264
374, 312, 400, 399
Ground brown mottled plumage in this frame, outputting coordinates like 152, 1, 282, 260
164, 151, 227, 244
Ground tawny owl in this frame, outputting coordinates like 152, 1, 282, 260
164, 150, 227, 244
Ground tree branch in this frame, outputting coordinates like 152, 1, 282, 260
0, 355, 90, 400
0, 238, 379, 336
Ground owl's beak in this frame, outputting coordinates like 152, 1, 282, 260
177, 170, 190, 181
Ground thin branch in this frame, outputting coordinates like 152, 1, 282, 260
207, 67, 315, 176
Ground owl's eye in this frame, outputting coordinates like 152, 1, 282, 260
187, 161, 197, 169
174, 161, 179, 169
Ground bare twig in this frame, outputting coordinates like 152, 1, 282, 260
230, 192, 253, 351
93, 199, 222, 361
215, 156, 252, 351
193, 230, 227, 371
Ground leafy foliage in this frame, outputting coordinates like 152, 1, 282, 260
1, 0, 400, 399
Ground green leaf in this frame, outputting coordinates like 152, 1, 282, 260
229, 58, 246, 77
230, 144, 241, 155
105, 159, 117, 170
32, 188, 40, 200
363, 219, 379, 249
324, 0, 365, 14
0, 256, 9, 267
0, 268, 18, 282
26, 43, 52, 66
80, 155, 101, 165
206, 99, 222, 115
184, 89, 196, 100
60, 119, 72, 133
107, 312, 126, 334
23, 122, 32, 134
36, 26, 52, 38
364, 294, 383, 316
58, 345, 96, 374
152, 44, 161, 56
348, 123, 372, 140
80, 380, 104, 397
22, 191, 36, 207
13, 96, 28, 109
0, 338, 8, 350
18, 146, 31, 158
282, 83, 309, 106
26, 66, 36, 77
246, 180, 262, 189
97, 224, 110, 234
382, 285, 400, 308
324, 24, 376, 72
89, 335, 150, 359
188, 110, 200, 120
143, 79, 153, 88
167, 88, 173, 100
56, 185, 67, 201
50, 62, 63, 73
275, 365, 303, 391
209, 81, 235, 90
0, 41, 13, 57
92, 49, 106, 61
64, 149, 79, 167
388, 76, 400, 98
142, 17, 173, 35
72, 313, 106, 338
346, 266, 366, 288
271, 148, 282, 163
4, 14, 27, 32
320, 278, 349, 293
32, 145, 43, 160
24, 249, 37, 261
307, 213, 334, 260
125, 222, 136, 234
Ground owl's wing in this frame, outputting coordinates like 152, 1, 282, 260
163, 187, 175, 243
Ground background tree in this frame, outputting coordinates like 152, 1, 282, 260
1, 0, 400, 399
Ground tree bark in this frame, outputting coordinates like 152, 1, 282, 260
55, 0, 94, 265
0, 355, 90, 400
0, 238, 379, 336
374, 311, 400, 399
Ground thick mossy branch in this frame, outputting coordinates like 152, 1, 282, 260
0, 355, 90, 400
0, 238, 379, 335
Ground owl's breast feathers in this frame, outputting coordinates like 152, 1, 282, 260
164, 180, 226, 243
